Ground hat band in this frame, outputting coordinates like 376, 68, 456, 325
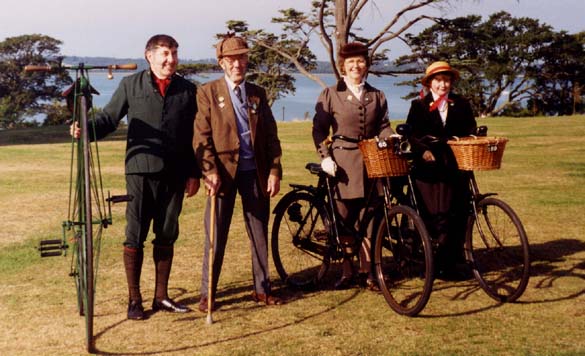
427, 65, 454, 76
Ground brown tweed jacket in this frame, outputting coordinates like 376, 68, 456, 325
193, 78, 282, 196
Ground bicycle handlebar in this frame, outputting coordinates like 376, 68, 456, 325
24, 63, 138, 72
23, 64, 53, 72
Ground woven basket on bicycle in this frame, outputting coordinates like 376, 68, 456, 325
447, 136, 509, 171
358, 137, 409, 177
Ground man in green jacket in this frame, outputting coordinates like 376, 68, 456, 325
72, 34, 200, 320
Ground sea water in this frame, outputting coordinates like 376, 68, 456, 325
84, 71, 417, 121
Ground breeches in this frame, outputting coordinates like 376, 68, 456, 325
124, 173, 186, 248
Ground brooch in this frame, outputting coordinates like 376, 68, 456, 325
248, 97, 260, 114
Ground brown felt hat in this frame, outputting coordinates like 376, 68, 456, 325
216, 34, 249, 59
421, 61, 460, 87
338, 42, 369, 59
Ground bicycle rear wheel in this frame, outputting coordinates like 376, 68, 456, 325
375, 205, 434, 316
271, 191, 331, 289
465, 197, 530, 302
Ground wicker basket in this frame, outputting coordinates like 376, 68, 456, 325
358, 138, 409, 177
447, 136, 509, 171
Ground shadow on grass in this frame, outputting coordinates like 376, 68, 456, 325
92, 282, 360, 355
423, 237, 585, 318
90, 238, 584, 354
526, 237, 585, 301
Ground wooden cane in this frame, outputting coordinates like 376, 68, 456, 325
206, 194, 216, 325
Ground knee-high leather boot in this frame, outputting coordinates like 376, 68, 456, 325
151, 245, 190, 313
123, 246, 143, 302
123, 246, 145, 320
153, 244, 173, 302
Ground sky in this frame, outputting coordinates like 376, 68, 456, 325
1, 0, 583, 61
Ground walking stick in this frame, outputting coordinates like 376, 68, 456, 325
206, 194, 216, 325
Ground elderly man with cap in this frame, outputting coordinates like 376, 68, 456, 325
405, 61, 477, 280
193, 34, 283, 312
312, 42, 393, 290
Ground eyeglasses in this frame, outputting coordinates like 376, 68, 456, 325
222, 55, 248, 65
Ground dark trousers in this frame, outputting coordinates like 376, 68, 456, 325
415, 175, 468, 266
124, 173, 186, 248
200, 169, 271, 298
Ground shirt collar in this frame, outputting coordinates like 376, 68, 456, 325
343, 76, 365, 90
224, 76, 246, 91
431, 90, 450, 101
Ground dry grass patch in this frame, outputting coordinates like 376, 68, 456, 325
0, 117, 584, 355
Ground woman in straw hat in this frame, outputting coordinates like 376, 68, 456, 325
313, 42, 393, 290
406, 61, 477, 280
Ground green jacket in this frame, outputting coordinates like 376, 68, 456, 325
91, 70, 200, 180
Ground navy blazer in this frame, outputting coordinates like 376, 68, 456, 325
406, 92, 476, 182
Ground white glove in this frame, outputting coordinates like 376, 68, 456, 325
321, 156, 337, 177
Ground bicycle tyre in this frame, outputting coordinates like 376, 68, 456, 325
465, 197, 530, 302
374, 205, 434, 316
80, 96, 95, 352
271, 191, 331, 289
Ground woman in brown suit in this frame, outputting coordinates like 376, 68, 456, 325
312, 42, 393, 289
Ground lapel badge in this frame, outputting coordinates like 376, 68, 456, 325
347, 95, 353, 101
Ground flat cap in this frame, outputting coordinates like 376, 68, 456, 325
216, 34, 249, 59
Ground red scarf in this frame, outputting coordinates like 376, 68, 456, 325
429, 93, 452, 112
153, 75, 171, 97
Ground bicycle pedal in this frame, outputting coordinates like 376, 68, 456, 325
38, 239, 67, 257
107, 194, 133, 203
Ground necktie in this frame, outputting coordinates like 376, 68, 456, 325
234, 85, 243, 103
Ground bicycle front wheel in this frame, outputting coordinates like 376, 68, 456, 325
271, 191, 331, 289
465, 197, 530, 302
375, 205, 434, 316
80, 95, 95, 352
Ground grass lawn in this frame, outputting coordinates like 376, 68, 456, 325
0, 116, 584, 355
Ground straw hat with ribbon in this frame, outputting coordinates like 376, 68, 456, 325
421, 61, 460, 87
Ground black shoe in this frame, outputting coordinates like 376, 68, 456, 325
152, 298, 191, 313
127, 300, 145, 320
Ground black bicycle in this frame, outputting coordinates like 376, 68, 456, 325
448, 133, 531, 302
405, 126, 530, 303
271, 129, 434, 316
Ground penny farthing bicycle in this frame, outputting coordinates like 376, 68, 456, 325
25, 62, 136, 353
